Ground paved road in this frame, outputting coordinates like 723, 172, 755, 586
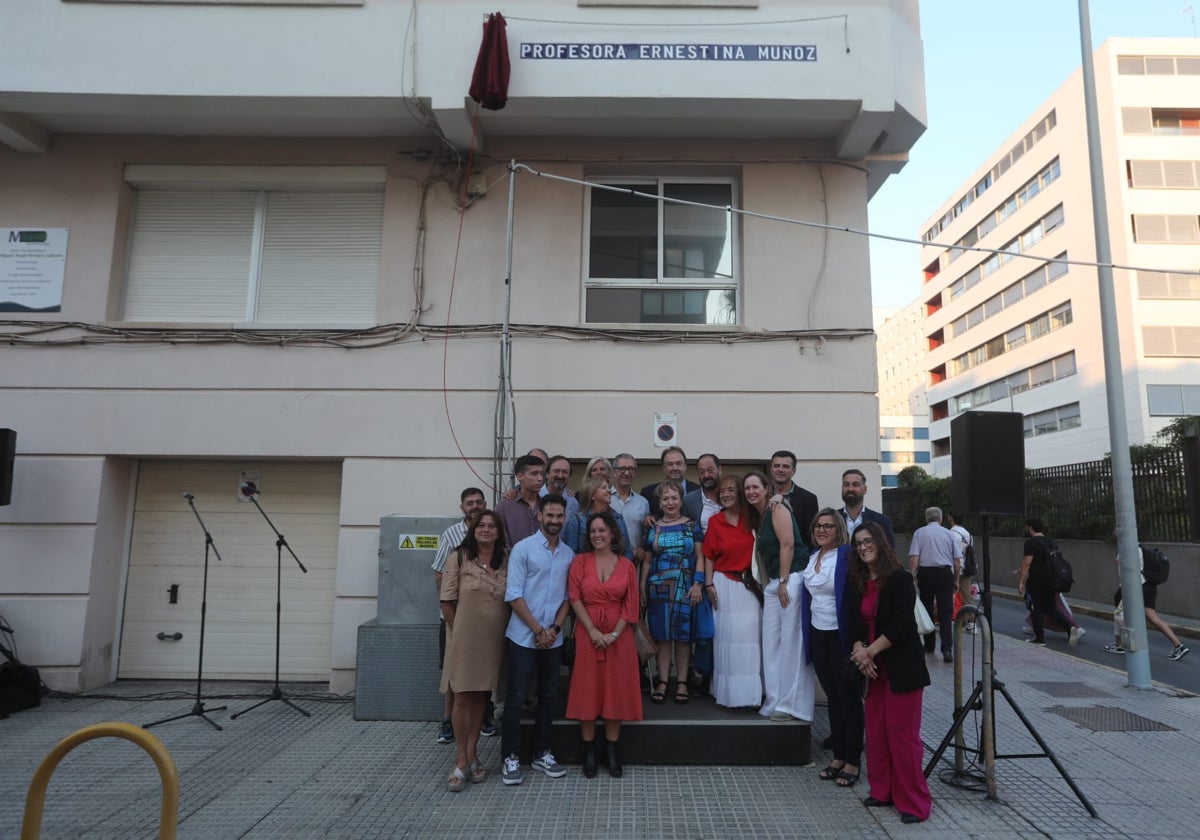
978, 594, 1199, 695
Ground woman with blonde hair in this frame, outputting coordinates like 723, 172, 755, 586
563, 476, 630, 555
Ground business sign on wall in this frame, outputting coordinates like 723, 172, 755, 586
1, 228, 68, 313
520, 43, 817, 62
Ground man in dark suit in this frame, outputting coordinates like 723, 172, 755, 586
682, 453, 721, 537
838, 468, 895, 548
768, 450, 818, 554
641, 446, 696, 519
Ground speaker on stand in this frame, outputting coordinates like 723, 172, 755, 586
927, 411, 1096, 817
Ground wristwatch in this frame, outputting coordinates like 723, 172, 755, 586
550, 623, 561, 634
609, 631, 619, 641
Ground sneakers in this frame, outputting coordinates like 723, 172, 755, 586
1025, 637, 1045, 646
1168, 644, 1190, 661
531, 751, 567, 778
502, 755, 524, 786
1068, 627, 1080, 648
436, 719, 454, 744
1077, 626, 1087, 639
769, 710, 792, 722
480, 718, 497, 737
1103, 644, 1126, 654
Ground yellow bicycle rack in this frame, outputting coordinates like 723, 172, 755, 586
21, 722, 180, 840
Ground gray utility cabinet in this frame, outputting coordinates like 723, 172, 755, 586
355, 514, 457, 721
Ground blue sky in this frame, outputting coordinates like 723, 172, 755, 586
868, 0, 1198, 309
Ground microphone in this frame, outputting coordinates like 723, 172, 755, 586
182, 492, 194, 501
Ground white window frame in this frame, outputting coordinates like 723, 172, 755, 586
119, 165, 385, 327
581, 176, 740, 326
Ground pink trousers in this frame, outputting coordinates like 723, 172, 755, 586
865, 675, 932, 821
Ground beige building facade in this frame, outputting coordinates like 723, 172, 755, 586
0, 0, 925, 692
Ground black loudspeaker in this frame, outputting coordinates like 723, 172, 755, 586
0, 428, 14, 507
950, 412, 1025, 516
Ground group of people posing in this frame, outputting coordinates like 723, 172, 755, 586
430, 447, 933, 824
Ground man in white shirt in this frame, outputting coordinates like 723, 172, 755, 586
610, 453, 649, 563
908, 506, 962, 663
946, 511, 975, 632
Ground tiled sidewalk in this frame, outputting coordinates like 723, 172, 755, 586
1, 630, 1196, 839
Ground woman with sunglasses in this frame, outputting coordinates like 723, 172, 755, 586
800, 507, 861, 788
846, 522, 932, 824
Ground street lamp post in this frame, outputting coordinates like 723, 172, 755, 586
1077, 0, 1151, 689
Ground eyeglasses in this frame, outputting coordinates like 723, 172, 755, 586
812, 523, 836, 532
853, 538, 876, 549
614, 466, 636, 473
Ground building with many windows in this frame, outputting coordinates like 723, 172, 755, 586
876, 302, 930, 486
918, 38, 1200, 476
0, 1, 925, 692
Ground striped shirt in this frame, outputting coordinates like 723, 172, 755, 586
431, 520, 469, 573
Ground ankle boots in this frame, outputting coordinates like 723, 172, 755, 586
604, 738, 623, 778
581, 739, 598, 778
581, 737, 622, 778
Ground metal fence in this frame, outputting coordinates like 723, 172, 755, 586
882, 447, 1195, 542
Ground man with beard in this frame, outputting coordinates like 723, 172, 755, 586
641, 446, 696, 519
543, 455, 581, 517
837, 469, 895, 548
682, 453, 722, 537
501, 494, 574, 785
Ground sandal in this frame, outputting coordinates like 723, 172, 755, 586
818, 764, 843, 781
673, 681, 690, 705
468, 761, 486, 784
836, 769, 860, 788
447, 766, 467, 792
651, 681, 667, 705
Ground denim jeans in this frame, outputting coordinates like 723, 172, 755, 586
500, 639, 562, 760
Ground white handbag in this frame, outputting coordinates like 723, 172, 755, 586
914, 598, 935, 635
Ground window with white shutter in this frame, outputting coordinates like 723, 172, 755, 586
121, 169, 384, 325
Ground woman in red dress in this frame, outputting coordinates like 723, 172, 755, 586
566, 510, 643, 778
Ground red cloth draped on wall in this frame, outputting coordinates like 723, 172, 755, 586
469, 12, 510, 111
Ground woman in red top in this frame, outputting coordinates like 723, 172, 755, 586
703, 474, 764, 708
566, 510, 643, 778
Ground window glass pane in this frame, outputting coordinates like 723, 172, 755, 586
1024, 269, 1046, 293
585, 287, 735, 324
1047, 257, 1068, 280
663, 183, 732, 280
984, 295, 1003, 317
1030, 360, 1054, 385
1182, 385, 1200, 414
588, 183, 658, 279
1055, 352, 1076, 377
1003, 282, 1024, 307
1147, 385, 1182, 416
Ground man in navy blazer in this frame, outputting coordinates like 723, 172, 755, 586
641, 446, 696, 519
838, 469, 895, 548
681, 453, 722, 537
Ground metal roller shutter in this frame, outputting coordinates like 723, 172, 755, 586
118, 460, 341, 680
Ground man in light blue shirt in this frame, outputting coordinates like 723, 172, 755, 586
501, 493, 574, 786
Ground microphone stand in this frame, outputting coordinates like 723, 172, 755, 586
145, 494, 227, 731
231, 489, 311, 719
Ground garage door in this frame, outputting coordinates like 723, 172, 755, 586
119, 460, 341, 681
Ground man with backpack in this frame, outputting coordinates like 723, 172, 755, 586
1104, 544, 1189, 661
1017, 517, 1082, 647
946, 512, 976, 634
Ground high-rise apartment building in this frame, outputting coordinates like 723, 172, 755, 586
876, 302, 930, 486
918, 38, 1200, 475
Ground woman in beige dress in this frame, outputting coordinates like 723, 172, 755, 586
440, 511, 510, 791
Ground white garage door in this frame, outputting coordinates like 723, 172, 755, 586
119, 460, 341, 681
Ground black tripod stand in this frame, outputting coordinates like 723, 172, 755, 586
231, 484, 310, 719
145, 493, 227, 731
923, 515, 1097, 817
